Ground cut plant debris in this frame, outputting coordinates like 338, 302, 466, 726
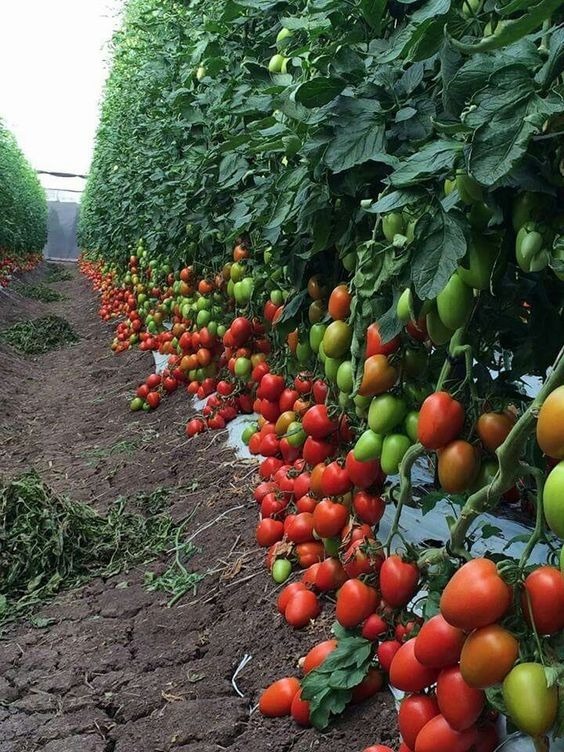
1, 315, 79, 354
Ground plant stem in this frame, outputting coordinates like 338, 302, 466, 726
385, 443, 425, 553
534, 735, 550, 752
518, 464, 546, 571
448, 349, 564, 559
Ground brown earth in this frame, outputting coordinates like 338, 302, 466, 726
0, 264, 398, 752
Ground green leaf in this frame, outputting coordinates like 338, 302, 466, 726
294, 77, 347, 108
360, 0, 387, 33
363, 188, 426, 214
389, 139, 463, 187
536, 25, 564, 88
412, 204, 468, 299
325, 114, 386, 173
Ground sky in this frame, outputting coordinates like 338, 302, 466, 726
0, 0, 122, 192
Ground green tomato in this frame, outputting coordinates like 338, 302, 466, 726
436, 273, 473, 331
342, 251, 356, 272
404, 411, 419, 443
268, 54, 286, 73
217, 324, 227, 337
353, 430, 383, 462
234, 357, 251, 378
196, 309, 211, 327
368, 394, 407, 435
270, 289, 284, 305
380, 434, 412, 475
543, 461, 564, 538
512, 192, 544, 231
196, 296, 211, 311
195, 65, 207, 81
457, 236, 499, 290
276, 27, 292, 45
503, 663, 558, 738
207, 321, 218, 336
317, 342, 326, 364
325, 356, 343, 383
336, 360, 354, 393
322, 320, 352, 359
130, 397, 144, 411
241, 423, 259, 445
227, 280, 235, 298
286, 421, 306, 447
272, 558, 292, 583
233, 281, 246, 305
469, 202, 494, 231
296, 340, 312, 364
142, 401, 152, 412
382, 212, 405, 242
396, 288, 413, 323
516, 224, 550, 273
147, 321, 158, 334
263, 247, 273, 264
230, 262, 245, 282
403, 348, 428, 380
403, 381, 432, 407
323, 538, 340, 557
456, 173, 483, 205
353, 393, 372, 417
137, 293, 147, 305
309, 323, 327, 354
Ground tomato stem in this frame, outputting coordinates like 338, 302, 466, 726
385, 443, 425, 554
518, 464, 546, 571
534, 735, 550, 752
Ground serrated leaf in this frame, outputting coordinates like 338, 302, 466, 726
411, 204, 468, 298
324, 114, 386, 173
389, 139, 462, 187
363, 188, 426, 214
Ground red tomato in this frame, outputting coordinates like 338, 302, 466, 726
328, 284, 352, 320
302, 436, 334, 466
437, 666, 485, 730
256, 518, 284, 547
293, 472, 311, 498
377, 639, 401, 672
361, 613, 388, 641
336, 579, 378, 628
313, 499, 349, 538
345, 450, 385, 490
259, 677, 300, 717
353, 490, 386, 525
285, 512, 315, 543
230, 317, 253, 346
389, 639, 439, 692
277, 582, 307, 614
362, 747, 394, 752
366, 323, 400, 357
146, 373, 161, 389
521, 566, 564, 635
302, 404, 338, 439
459, 624, 519, 688
284, 590, 320, 628
398, 694, 440, 750
312, 379, 329, 404
440, 558, 512, 631
302, 639, 337, 674
279, 388, 299, 413
301, 562, 321, 588
261, 373, 286, 401
414, 614, 466, 668
414, 714, 477, 752
351, 667, 384, 703
294, 373, 312, 394
296, 495, 318, 513
146, 391, 161, 409
315, 557, 348, 592
417, 392, 465, 449
295, 541, 324, 568
380, 555, 419, 608
290, 689, 311, 726
320, 461, 352, 496
259, 456, 283, 479
260, 433, 280, 457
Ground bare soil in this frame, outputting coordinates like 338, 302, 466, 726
0, 264, 398, 752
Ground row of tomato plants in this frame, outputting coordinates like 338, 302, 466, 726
80, 234, 564, 752
0, 251, 43, 288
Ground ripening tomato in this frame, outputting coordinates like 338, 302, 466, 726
414, 714, 477, 752
302, 639, 338, 673
437, 667, 485, 730
328, 284, 352, 320
437, 440, 479, 493
259, 677, 300, 717
366, 323, 401, 357
417, 392, 464, 449
459, 624, 519, 688
313, 499, 349, 538
398, 694, 440, 750
536, 385, 564, 459
521, 566, 564, 634
336, 579, 378, 628
380, 555, 419, 609
503, 663, 558, 738
358, 355, 398, 397
477, 411, 514, 453
440, 558, 512, 631
389, 639, 439, 692
284, 589, 320, 628
414, 614, 466, 668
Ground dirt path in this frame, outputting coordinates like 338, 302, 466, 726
0, 265, 397, 752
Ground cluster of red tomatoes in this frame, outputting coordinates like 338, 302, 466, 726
0, 251, 42, 287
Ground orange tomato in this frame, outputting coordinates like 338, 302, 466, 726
328, 284, 352, 320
